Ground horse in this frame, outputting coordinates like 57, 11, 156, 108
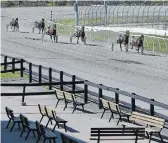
6, 18, 19, 32
70, 26, 86, 44
32, 18, 45, 34
42, 25, 58, 43
134, 35, 144, 54
117, 30, 130, 52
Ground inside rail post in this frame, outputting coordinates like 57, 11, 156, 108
150, 99, 155, 116
99, 84, 103, 109
22, 84, 26, 106
20, 59, 24, 77
49, 68, 52, 90
84, 81, 88, 104
4, 56, 7, 71
39, 65, 42, 83
115, 88, 119, 104
72, 75, 76, 94
131, 93, 136, 111
60, 71, 63, 90
12, 58, 15, 74
29, 63, 32, 83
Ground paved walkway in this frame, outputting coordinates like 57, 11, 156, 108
1, 78, 168, 143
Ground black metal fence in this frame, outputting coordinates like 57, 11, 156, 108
1, 54, 168, 128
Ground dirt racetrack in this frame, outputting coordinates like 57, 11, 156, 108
1, 7, 168, 111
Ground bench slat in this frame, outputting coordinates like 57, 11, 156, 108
100, 98, 109, 109
64, 92, 73, 101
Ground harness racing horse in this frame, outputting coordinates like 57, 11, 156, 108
42, 25, 58, 43
117, 30, 130, 52
6, 18, 19, 32
32, 18, 45, 34
135, 35, 144, 54
70, 26, 86, 44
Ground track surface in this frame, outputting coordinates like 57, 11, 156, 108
1, 7, 168, 109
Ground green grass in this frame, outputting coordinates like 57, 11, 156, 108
0, 66, 28, 79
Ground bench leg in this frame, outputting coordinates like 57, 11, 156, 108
55, 100, 60, 108
43, 138, 46, 143
18, 122, 21, 129
146, 132, 149, 139
25, 130, 31, 140
33, 130, 36, 137
64, 123, 67, 132
149, 132, 153, 143
52, 122, 58, 132
10, 122, 16, 132
158, 132, 164, 143
101, 109, 106, 119
6, 119, 11, 129
49, 139, 52, 143
40, 115, 44, 123
36, 135, 41, 143
82, 105, 85, 113
72, 104, 76, 113
20, 127, 26, 137
117, 116, 121, 125
109, 113, 114, 122
46, 119, 50, 128
63, 103, 67, 111
53, 138, 56, 143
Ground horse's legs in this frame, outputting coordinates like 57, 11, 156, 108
77, 37, 79, 44
120, 43, 122, 51
53, 35, 56, 42
50, 35, 53, 42
125, 44, 128, 53
141, 46, 144, 55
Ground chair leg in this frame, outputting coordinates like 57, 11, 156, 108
158, 132, 164, 143
55, 100, 59, 108
25, 130, 31, 140
101, 109, 106, 119
10, 122, 16, 132
109, 113, 114, 122
50, 120, 52, 125
49, 139, 52, 143
6, 119, 11, 129
40, 115, 44, 123
149, 132, 153, 143
127, 116, 130, 122
146, 132, 149, 139
46, 119, 50, 128
53, 138, 56, 143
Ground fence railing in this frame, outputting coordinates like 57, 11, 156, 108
1, 54, 168, 129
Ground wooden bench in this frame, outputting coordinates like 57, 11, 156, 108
121, 112, 165, 143
35, 121, 57, 143
63, 91, 74, 111
5, 106, 21, 132
19, 114, 37, 140
38, 104, 47, 123
108, 101, 131, 124
100, 98, 110, 119
54, 89, 65, 108
90, 127, 145, 143
45, 106, 68, 132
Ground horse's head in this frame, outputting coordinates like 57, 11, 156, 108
140, 35, 144, 41
81, 25, 85, 31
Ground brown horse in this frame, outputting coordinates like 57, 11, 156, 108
135, 35, 144, 54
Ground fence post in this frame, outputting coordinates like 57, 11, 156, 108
131, 93, 136, 111
20, 59, 24, 77
4, 56, 7, 71
72, 75, 76, 94
39, 65, 42, 83
49, 68, 52, 90
12, 58, 15, 73
29, 63, 32, 83
21, 84, 26, 106
60, 71, 63, 90
115, 88, 119, 104
150, 99, 154, 116
99, 84, 103, 109
84, 80, 88, 104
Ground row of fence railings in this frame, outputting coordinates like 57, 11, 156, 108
46, 21, 168, 54
1, 54, 168, 130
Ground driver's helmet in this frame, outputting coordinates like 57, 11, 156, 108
118, 33, 121, 36
42, 18, 45, 21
